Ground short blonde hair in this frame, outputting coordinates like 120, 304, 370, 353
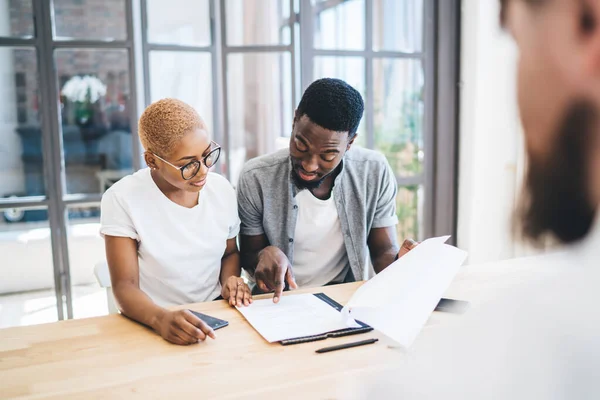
138, 98, 206, 156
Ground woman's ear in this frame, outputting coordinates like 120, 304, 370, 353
144, 152, 158, 170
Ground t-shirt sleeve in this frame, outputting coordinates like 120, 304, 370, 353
225, 180, 241, 240
236, 168, 265, 236
99, 189, 139, 240
372, 161, 399, 229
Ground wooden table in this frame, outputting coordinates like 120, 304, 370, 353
0, 255, 554, 399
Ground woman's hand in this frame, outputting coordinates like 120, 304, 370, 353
154, 309, 216, 345
222, 276, 253, 307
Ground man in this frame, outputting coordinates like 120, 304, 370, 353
349, 0, 600, 398
237, 78, 416, 302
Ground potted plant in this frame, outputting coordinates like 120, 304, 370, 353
61, 75, 107, 128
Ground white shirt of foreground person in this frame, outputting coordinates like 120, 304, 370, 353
100, 168, 240, 307
345, 219, 600, 400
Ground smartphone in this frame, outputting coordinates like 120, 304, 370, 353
188, 310, 229, 330
435, 298, 470, 314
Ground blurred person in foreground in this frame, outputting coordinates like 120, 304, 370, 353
348, 0, 600, 398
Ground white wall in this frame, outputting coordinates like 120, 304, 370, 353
457, 0, 530, 265
0, 223, 103, 294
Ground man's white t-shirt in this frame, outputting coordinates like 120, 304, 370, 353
100, 168, 240, 307
292, 189, 349, 288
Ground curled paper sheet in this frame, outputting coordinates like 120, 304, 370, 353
341, 236, 468, 348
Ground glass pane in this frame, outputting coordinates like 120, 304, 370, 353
0, 207, 59, 328
53, 0, 127, 41
55, 49, 134, 194
226, 0, 291, 46
227, 52, 292, 184
373, 0, 423, 52
0, 48, 45, 198
313, 56, 366, 146
66, 205, 108, 319
374, 58, 424, 177
313, 0, 364, 50
149, 51, 213, 135
0, 0, 34, 38
147, 0, 211, 46
396, 185, 424, 241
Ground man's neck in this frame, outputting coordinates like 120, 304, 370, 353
309, 169, 338, 200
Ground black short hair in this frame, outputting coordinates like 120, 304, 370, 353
295, 78, 364, 137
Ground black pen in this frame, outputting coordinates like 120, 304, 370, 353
315, 338, 379, 354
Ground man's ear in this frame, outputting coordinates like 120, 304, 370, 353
347, 134, 357, 150
581, 1, 600, 78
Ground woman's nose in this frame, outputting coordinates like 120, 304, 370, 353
199, 161, 209, 175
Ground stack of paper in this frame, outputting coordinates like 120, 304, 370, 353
236, 293, 356, 343
237, 236, 467, 347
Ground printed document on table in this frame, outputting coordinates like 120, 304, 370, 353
342, 235, 468, 349
236, 293, 356, 343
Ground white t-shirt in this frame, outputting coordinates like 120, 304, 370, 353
100, 168, 240, 307
292, 189, 349, 288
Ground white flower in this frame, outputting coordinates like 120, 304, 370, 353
61, 75, 107, 103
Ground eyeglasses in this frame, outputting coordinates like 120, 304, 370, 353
151, 141, 221, 180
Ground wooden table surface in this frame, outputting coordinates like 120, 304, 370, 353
0, 255, 555, 399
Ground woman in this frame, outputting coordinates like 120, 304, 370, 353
100, 98, 252, 346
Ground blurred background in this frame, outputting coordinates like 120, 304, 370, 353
0, 0, 523, 329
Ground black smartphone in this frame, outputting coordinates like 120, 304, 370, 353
434, 298, 470, 314
188, 310, 229, 330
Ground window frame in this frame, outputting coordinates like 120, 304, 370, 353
0, 0, 459, 325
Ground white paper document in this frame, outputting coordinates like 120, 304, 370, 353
342, 235, 468, 348
236, 293, 354, 343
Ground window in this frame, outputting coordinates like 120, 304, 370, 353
302, 0, 428, 240
0, 0, 140, 326
139, 0, 443, 243
0, 0, 458, 327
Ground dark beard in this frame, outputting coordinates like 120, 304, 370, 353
290, 163, 341, 191
290, 168, 327, 190
516, 100, 597, 245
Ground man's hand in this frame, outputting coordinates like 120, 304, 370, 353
222, 276, 253, 307
254, 246, 298, 303
398, 238, 419, 259
154, 309, 216, 345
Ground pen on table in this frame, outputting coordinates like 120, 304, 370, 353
315, 338, 379, 354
